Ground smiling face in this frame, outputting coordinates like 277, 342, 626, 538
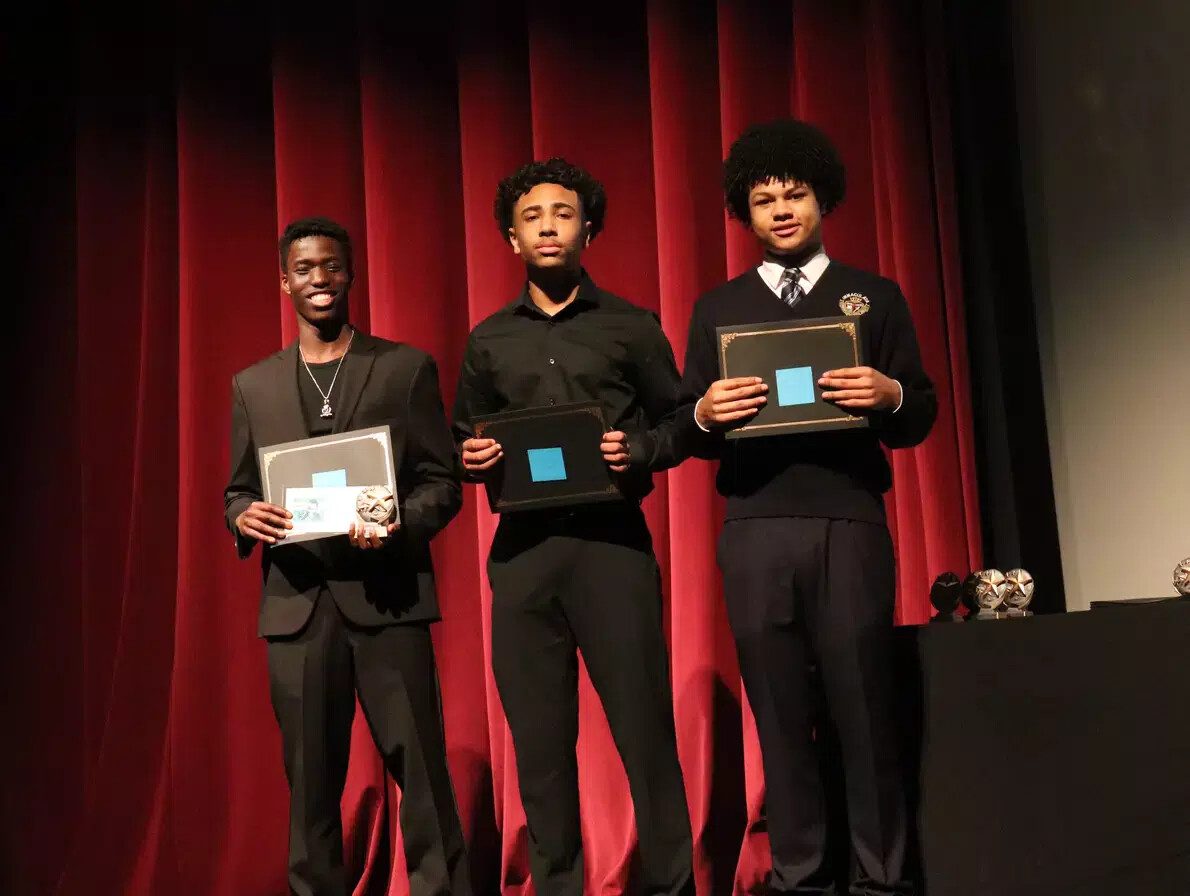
747, 178, 824, 258
281, 235, 352, 327
507, 181, 591, 274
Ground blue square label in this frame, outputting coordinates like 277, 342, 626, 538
527, 447, 567, 483
775, 366, 816, 407
312, 468, 348, 488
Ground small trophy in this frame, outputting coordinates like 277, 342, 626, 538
929, 572, 963, 622
1174, 558, 1190, 597
1002, 568, 1035, 617
962, 569, 1009, 620
354, 485, 397, 539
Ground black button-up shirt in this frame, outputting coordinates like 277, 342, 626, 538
452, 274, 681, 501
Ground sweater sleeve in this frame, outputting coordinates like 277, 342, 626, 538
874, 285, 937, 449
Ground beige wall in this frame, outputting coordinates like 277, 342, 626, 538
1012, 0, 1190, 608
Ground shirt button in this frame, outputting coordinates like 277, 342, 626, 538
549, 358, 556, 365
549, 398, 556, 405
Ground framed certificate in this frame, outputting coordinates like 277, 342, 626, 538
717, 315, 869, 439
257, 425, 398, 544
473, 401, 621, 513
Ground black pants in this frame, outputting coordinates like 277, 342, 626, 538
718, 517, 911, 896
266, 594, 470, 896
487, 507, 694, 896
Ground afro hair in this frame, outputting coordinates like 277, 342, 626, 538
723, 119, 846, 221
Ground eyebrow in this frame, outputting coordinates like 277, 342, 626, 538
520, 202, 578, 214
292, 254, 343, 266
752, 184, 806, 199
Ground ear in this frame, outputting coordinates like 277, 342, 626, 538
280, 271, 291, 295
508, 227, 523, 257
583, 220, 592, 248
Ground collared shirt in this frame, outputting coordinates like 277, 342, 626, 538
452, 273, 681, 501
757, 246, 832, 298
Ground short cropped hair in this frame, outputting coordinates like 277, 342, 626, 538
278, 216, 353, 274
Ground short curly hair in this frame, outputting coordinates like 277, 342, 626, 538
723, 119, 846, 222
493, 157, 607, 243
279, 216, 353, 275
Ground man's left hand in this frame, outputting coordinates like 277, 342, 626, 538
601, 431, 631, 473
347, 521, 400, 550
818, 367, 901, 411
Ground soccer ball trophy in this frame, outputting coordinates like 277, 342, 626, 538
354, 485, 397, 538
1002, 568, 1035, 616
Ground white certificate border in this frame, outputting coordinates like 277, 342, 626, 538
259, 430, 395, 508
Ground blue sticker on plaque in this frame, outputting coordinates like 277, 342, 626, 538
312, 469, 348, 488
775, 366, 816, 407
527, 447, 567, 483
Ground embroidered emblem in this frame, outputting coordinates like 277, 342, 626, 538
840, 293, 870, 316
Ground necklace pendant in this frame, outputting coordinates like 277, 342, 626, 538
320, 400, 333, 418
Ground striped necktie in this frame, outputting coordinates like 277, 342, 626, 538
778, 266, 805, 308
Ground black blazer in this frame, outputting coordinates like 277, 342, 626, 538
223, 331, 462, 637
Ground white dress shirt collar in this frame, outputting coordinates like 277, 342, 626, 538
757, 247, 830, 297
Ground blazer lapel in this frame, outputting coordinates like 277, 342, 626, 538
331, 329, 377, 434
253, 341, 309, 447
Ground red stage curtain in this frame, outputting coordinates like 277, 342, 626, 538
4, 2, 979, 894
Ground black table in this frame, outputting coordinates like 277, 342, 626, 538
913, 600, 1190, 896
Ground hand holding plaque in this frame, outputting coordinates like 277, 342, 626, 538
694, 377, 769, 430
716, 316, 869, 439
461, 437, 504, 477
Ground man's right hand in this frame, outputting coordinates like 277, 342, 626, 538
235, 501, 293, 544
695, 377, 769, 430
461, 437, 503, 477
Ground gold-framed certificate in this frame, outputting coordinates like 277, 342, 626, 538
257, 425, 399, 544
717, 315, 869, 439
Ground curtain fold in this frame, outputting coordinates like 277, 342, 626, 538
3, 2, 980, 894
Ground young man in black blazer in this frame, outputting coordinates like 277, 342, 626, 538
224, 217, 469, 896
611, 120, 935, 895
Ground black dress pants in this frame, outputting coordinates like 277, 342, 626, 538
718, 516, 912, 896
266, 593, 470, 896
486, 506, 694, 896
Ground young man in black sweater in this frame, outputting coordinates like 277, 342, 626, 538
611, 120, 935, 895
452, 159, 694, 896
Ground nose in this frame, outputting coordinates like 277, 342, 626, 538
538, 214, 558, 236
310, 265, 331, 286
772, 199, 795, 220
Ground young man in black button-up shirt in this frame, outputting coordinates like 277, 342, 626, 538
452, 159, 694, 896
610, 121, 934, 895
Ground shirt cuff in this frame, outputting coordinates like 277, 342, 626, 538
892, 379, 904, 413
694, 400, 711, 433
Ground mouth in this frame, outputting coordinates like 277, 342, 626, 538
772, 224, 801, 238
536, 243, 563, 256
307, 291, 337, 309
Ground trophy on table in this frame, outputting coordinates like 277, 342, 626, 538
1002, 568, 1036, 617
961, 569, 1009, 620
929, 572, 964, 622
1174, 558, 1190, 597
